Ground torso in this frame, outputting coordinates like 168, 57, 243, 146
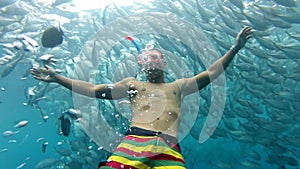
128, 79, 182, 138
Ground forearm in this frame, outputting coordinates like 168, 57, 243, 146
184, 27, 252, 93
208, 46, 238, 80
207, 26, 253, 81
54, 74, 98, 97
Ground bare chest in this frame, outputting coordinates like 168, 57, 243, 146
129, 83, 181, 118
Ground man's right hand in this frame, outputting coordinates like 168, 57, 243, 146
31, 65, 57, 82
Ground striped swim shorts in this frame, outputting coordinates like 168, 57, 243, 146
99, 127, 186, 169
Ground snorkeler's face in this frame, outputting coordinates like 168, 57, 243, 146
138, 50, 166, 71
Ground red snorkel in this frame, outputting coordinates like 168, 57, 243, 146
126, 35, 143, 74
126, 36, 142, 54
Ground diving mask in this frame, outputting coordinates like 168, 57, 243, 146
137, 50, 163, 65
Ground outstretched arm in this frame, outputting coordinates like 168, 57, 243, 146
31, 65, 134, 100
177, 27, 253, 96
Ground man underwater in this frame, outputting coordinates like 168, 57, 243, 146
31, 27, 253, 169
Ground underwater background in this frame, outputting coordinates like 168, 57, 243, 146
0, 0, 300, 168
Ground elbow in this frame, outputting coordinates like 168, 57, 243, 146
207, 70, 218, 82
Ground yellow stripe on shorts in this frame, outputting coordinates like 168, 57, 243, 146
117, 142, 183, 160
108, 155, 150, 169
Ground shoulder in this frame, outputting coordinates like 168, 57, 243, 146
165, 80, 184, 91
126, 77, 137, 81
114, 77, 138, 88
119, 77, 137, 83
173, 78, 189, 87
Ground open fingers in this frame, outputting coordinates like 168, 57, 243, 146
245, 27, 253, 40
31, 68, 41, 75
33, 75, 43, 80
238, 27, 253, 40
243, 27, 253, 35
44, 65, 51, 69
31, 69, 42, 78
32, 67, 48, 73
31, 67, 47, 77
246, 34, 252, 40
241, 26, 252, 33
31, 71, 38, 77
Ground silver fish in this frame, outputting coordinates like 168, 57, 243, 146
277, 8, 300, 24
0, 0, 15, 8
273, 0, 297, 7
0, 1, 30, 15
0, 148, 8, 153
16, 163, 26, 169
254, 36, 279, 50
91, 41, 100, 67
17, 34, 39, 48
54, 146, 71, 156
1, 53, 24, 78
242, 9, 270, 31
3, 130, 19, 137
35, 158, 60, 169
14, 120, 29, 128
37, 54, 57, 66
240, 160, 262, 169
52, 0, 72, 6
228, 0, 244, 9
36, 106, 49, 122
36, 137, 45, 143
195, 1, 215, 22
0, 15, 21, 26
218, 11, 236, 30
266, 16, 292, 29
25, 82, 50, 106
286, 31, 300, 42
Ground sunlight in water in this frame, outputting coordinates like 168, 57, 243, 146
73, 0, 134, 10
